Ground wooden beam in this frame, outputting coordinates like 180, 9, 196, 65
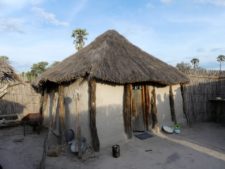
180, 84, 190, 126
89, 80, 100, 152
169, 85, 177, 124
151, 87, 158, 128
123, 84, 132, 138
141, 86, 146, 129
58, 85, 65, 144
39, 88, 48, 116
144, 86, 150, 130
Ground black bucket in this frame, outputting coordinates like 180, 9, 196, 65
112, 145, 120, 158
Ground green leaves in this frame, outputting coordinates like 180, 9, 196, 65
26, 61, 49, 81
191, 58, 199, 69
71, 28, 88, 51
0, 56, 9, 63
217, 55, 225, 62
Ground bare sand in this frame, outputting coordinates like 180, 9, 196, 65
0, 123, 225, 169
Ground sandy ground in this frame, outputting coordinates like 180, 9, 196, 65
0, 123, 225, 169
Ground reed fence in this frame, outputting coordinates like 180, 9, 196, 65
183, 70, 225, 123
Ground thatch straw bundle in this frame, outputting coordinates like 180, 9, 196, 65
0, 61, 19, 82
34, 30, 189, 88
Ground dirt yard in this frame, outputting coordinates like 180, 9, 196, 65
0, 123, 225, 169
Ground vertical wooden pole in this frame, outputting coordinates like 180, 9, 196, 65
151, 87, 158, 129
123, 84, 133, 138
141, 85, 150, 130
180, 84, 190, 126
144, 86, 150, 130
141, 86, 146, 129
169, 85, 177, 124
89, 80, 100, 152
75, 90, 82, 158
39, 89, 47, 116
58, 85, 65, 144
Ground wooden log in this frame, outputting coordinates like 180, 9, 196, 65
74, 89, 82, 158
123, 84, 132, 138
169, 85, 177, 124
39, 89, 48, 116
141, 86, 146, 128
88, 80, 100, 152
151, 87, 158, 128
39, 90, 44, 115
180, 84, 190, 126
58, 85, 65, 144
144, 86, 150, 130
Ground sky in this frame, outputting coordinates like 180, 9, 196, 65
0, 0, 225, 72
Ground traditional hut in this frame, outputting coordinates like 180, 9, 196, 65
0, 60, 19, 83
0, 60, 24, 126
0, 60, 20, 98
0, 61, 40, 126
34, 30, 189, 151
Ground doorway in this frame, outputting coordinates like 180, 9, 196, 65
132, 85, 151, 132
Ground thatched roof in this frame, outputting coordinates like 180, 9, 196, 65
0, 61, 19, 82
34, 30, 189, 88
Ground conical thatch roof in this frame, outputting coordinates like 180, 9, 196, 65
0, 61, 19, 82
34, 30, 189, 88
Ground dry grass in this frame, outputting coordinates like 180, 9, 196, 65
34, 30, 189, 88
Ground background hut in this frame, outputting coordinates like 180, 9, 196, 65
34, 30, 189, 151
0, 61, 40, 122
0, 60, 20, 98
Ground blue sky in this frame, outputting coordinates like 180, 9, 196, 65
0, 0, 225, 72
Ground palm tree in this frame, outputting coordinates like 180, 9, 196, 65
217, 55, 225, 72
71, 28, 88, 51
191, 58, 199, 69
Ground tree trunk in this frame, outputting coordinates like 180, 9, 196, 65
58, 85, 65, 144
180, 84, 190, 126
89, 80, 100, 152
151, 87, 158, 128
123, 84, 133, 138
169, 85, 177, 124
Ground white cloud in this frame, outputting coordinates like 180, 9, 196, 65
0, 18, 24, 33
195, 0, 225, 7
32, 7, 69, 26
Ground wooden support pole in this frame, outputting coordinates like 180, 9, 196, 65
141, 86, 146, 129
141, 85, 150, 130
39, 88, 48, 116
144, 86, 150, 130
169, 85, 177, 124
151, 87, 158, 129
58, 85, 65, 144
89, 80, 100, 152
180, 84, 190, 126
123, 84, 133, 138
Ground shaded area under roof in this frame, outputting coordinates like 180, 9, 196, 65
34, 30, 189, 88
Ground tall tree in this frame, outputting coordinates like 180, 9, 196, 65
30, 61, 48, 77
26, 61, 48, 81
0, 56, 9, 63
176, 62, 192, 72
190, 58, 199, 69
71, 28, 88, 51
217, 55, 225, 72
